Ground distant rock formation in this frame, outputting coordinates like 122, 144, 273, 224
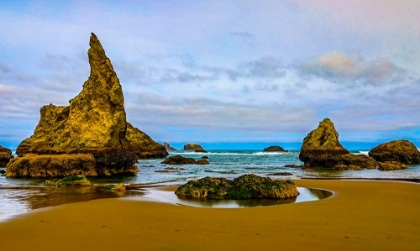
175, 174, 299, 199
164, 141, 176, 151
369, 140, 420, 164
299, 118, 377, 170
7, 33, 167, 178
0, 145, 13, 166
263, 145, 288, 152
161, 155, 209, 165
184, 143, 205, 151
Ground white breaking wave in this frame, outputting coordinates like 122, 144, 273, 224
358, 151, 369, 156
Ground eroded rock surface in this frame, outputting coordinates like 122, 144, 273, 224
161, 155, 208, 165
299, 118, 377, 169
369, 140, 420, 164
0, 145, 13, 166
175, 174, 299, 199
7, 33, 166, 178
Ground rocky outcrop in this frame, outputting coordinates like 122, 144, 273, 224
161, 155, 209, 165
299, 118, 377, 169
175, 174, 299, 199
369, 140, 420, 164
378, 161, 408, 171
263, 146, 288, 152
126, 123, 168, 158
184, 143, 205, 151
164, 141, 176, 151
56, 175, 91, 187
7, 33, 166, 178
0, 145, 13, 166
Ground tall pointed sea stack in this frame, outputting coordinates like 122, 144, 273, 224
6, 33, 167, 178
299, 118, 376, 170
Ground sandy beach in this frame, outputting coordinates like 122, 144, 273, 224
0, 180, 419, 251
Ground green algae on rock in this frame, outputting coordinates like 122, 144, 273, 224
369, 140, 420, 164
6, 33, 167, 178
56, 175, 91, 187
175, 174, 299, 200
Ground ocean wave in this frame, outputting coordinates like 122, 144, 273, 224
358, 151, 369, 156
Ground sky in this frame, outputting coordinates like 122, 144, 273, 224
1, 0, 420, 150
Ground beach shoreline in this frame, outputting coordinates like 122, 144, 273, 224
0, 179, 419, 250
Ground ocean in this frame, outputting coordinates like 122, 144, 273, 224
1, 149, 419, 222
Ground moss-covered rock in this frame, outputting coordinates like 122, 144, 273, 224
101, 183, 126, 192
56, 175, 91, 187
175, 174, 299, 200
369, 140, 420, 164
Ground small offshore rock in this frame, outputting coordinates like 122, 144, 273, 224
272, 172, 293, 176
56, 175, 91, 187
378, 161, 408, 171
161, 155, 197, 164
263, 146, 288, 152
184, 143, 205, 151
201, 156, 209, 159
196, 159, 210, 165
369, 140, 420, 164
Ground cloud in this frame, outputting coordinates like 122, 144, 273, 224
301, 52, 406, 84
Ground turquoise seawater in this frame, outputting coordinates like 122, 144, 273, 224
1, 150, 419, 222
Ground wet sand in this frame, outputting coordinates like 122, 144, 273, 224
0, 180, 419, 251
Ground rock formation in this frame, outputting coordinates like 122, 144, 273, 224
184, 143, 205, 151
7, 33, 167, 178
164, 141, 176, 151
263, 145, 288, 152
55, 175, 91, 187
125, 123, 168, 158
0, 145, 13, 166
299, 118, 377, 169
369, 140, 420, 164
175, 174, 299, 199
377, 161, 408, 171
161, 155, 209, 165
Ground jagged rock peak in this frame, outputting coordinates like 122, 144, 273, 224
301, 118, 347, 151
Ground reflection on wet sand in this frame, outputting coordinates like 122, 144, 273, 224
0, 186, 144, 222
134, 187, 332, 208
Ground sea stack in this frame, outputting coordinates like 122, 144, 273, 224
6, 33, 167, 178
0, 145, 13, 167
164, 141, 176, 151
369, 140, 420, 164
184, 143, 205, 152
299, 118, 376, 169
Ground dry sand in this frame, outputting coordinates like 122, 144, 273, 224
0, 180, 419, 251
